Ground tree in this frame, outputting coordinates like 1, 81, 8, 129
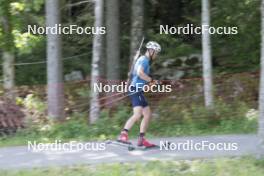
259, 0, 264, 143
0, 0, 15, 100
89, 0, 104, 124
129, 0, 144, 66
105, 0, 120, 108
46, 0, 64, 120
106, 0, 120, 80
202, 0, 214, 108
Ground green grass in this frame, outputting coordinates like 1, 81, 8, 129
0, 157, 264, 176
0, 117, 257, 147
0, 100, 258, 147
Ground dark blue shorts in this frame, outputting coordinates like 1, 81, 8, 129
128, 87, 148, 108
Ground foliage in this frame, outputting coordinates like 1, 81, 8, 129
211, 0, 261, 72
0, 98, 257, 147
147, 29, 200, 58
150, 98, 257, 136
0, 0, 261, 84
19, 94, 47, 124
0, 157, 264, 176
13, 30, 44, 54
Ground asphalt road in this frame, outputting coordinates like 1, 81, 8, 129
0, 134, 262, 170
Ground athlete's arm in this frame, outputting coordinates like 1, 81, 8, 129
137, 66, 152, 82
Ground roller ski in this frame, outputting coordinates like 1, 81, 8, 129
106, 131, 160, 151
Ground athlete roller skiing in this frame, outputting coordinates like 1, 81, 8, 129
117, 41, 161, 148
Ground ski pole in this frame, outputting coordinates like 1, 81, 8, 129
98, 91, 125, 101
87, 90, 141, 113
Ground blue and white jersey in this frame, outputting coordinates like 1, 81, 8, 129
130, 55, 150, 90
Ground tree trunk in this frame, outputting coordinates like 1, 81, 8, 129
105, 0, 120, 108
46, 0, 64, 120
3, 52, 15, 99
202, 0, 214, 108
259, 0, 264, 143
1, 1, 15, 100
89, 0, 104, 124
106, 0, 120, 80
129, 0, 144, 66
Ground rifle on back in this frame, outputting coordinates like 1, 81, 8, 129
127, 37, 145, 87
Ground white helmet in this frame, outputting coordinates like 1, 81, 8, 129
146, 41, 161, 53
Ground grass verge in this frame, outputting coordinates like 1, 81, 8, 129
0, 157, 263, 176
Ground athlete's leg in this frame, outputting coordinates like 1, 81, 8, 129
118, 106, 143, 143
124, 106, 143, 130
140, 106, 151, 133
137, 106, 156, 147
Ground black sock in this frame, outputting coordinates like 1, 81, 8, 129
122, 129, 129, 133
139, 133, 145, 137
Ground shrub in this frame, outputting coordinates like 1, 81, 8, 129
0, 97, 25, 135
